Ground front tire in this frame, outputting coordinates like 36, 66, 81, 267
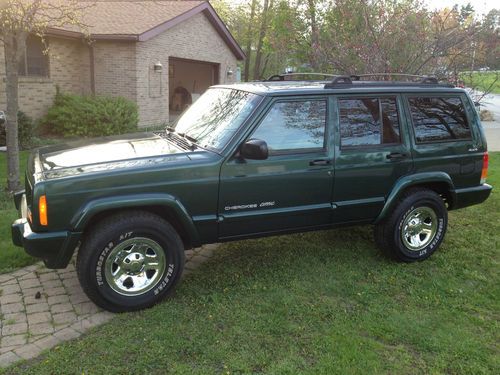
374, 188, 448, 262
76, 211, 185, 312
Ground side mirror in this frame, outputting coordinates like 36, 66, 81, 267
240, 139, 268, 160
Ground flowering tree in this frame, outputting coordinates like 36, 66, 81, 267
0, 0, 87, 191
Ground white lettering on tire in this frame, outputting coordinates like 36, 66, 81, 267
153, 264, 175, 295
96, 241, 114, 286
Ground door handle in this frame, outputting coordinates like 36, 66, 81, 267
309, 159, 331, 166
386, 152, 407, 160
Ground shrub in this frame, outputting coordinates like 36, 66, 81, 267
480, 109, 494, 122
18, 111, 35, 150
41, 91, 138, 137
0, 111, 35, 150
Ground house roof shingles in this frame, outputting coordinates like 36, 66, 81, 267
47, 0, 245, 60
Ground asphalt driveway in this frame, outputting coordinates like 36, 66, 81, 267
483, 122, 500, 151
478, 92, 500, 151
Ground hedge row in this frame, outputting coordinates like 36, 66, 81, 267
40, 91, 138, 137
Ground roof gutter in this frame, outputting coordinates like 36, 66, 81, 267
46, 27, 139, 42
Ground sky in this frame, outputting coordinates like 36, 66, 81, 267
424, 0, 498, 15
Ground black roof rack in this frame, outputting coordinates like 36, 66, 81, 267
263, 72, 455, 88
265, 72, 337, 81
351, 73, 428, 80
329, 76, 353, 85
325, 73, 453, 88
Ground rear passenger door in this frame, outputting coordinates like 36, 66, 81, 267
332, 95, 414, 222
404, 94, 481, 188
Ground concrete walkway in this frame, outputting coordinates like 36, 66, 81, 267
482, 121, 500, 152
474, 91, 500, 152
0, 245, 217, 368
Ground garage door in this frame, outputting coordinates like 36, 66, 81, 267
169, 57, 219, 115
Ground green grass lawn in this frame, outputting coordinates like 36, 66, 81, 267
0, 151, 39, 273
5, 153, 499, 374
461, 71, 500, 94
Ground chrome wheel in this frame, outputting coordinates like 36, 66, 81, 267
401, 207, 438, 251
104, 237, 166, 296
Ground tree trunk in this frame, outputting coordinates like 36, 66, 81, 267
253, 0, 272, 80
243, 0, 258, 82
3, 33, 25, 192
308, 0, 320, 70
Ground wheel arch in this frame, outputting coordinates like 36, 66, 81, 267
374, 172, 455, 224
71, 194, 200, 249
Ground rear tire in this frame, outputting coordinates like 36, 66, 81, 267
76, 210, 185, 312
374, 188, 447, 262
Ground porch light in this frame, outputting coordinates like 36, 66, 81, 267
154, 61, 163, 73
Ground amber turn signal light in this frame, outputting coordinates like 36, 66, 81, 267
480, 152, 488, 184
39, 195, 48, 226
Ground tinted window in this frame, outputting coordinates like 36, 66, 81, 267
18, 36, 49, 77
408, 97, 471, 143
252, 100, 326, 152
339, 98, 400, 147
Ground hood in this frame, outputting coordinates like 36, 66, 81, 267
36, 132, 192, 179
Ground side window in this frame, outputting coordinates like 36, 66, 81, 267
18, 35, 49, 77
408, 96, 471, 143
339, 97, 401, 147
251, 100, 327, 153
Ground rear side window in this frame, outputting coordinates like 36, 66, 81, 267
251, 100, 327, 153
339, 97, 401, 147
408, 96, 471, 143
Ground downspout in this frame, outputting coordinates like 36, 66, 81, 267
89, 44, 95, 95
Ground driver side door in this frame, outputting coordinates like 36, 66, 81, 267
217, 96, 334, 240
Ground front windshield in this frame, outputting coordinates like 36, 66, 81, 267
175, 88, 261, 151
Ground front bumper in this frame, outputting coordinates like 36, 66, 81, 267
11, 218, 81, 269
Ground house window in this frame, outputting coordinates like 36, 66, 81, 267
18, 36, 49, 77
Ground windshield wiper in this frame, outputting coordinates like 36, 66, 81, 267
182, 133, 198, 144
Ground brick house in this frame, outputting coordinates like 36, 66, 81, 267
0, 0, 244, 127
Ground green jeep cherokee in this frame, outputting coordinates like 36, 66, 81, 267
11, 75, 492, 312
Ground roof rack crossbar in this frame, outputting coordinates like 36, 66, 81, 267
324, 75, 353, 88
264, 72, 338, 81
420, 76, 439, 84
266, 74, 285, 81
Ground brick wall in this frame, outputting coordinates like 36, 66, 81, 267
135, 12, 238, 127
93, 41, 137, 102
0, 37, 91, 120
16, 78, 58, 120
49, 38, 90, 95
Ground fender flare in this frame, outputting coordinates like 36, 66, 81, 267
70, 193, 200, 246
374, 172, 455, 224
